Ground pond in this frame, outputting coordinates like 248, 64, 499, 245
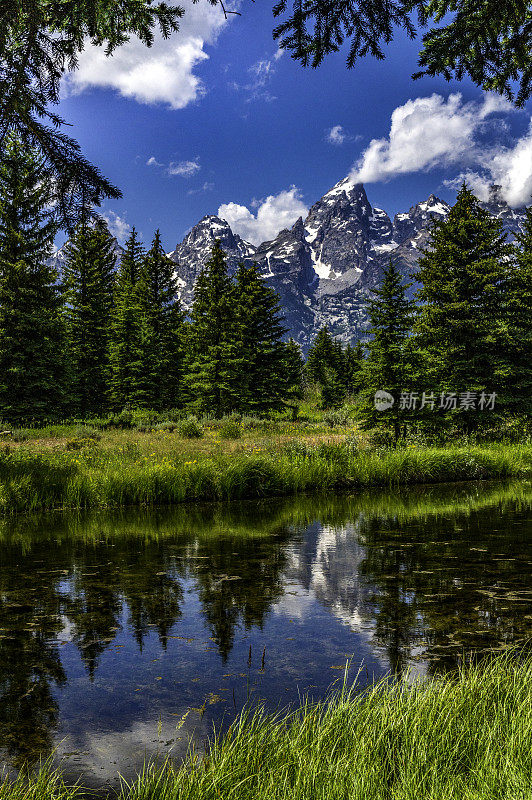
0, 480, 531, 791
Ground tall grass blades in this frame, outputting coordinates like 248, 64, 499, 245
0, 442, 530, 514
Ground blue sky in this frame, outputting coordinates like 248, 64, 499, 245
58, 0, 532, 249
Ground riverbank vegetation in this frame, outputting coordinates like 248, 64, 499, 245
2, 650, 532, 800
0, 425, 530, 513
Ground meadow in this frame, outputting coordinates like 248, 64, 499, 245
0, 408, 530, 513
3, 650, 532, 800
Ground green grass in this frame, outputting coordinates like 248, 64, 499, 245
0, 438, 531, 513
3, 651, 532, 800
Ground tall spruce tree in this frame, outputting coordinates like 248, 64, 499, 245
137, 230, 183, 410
233, 261, 287, 414
358, 260, 413, 442
504, 210, 532, 419
306, 326, 346, 408
413, 185, 514, 430
344, 341, 365, 395
108, 227, 145, 409
187, 241, 241, 416
0, 134, 67, 423
64, 218, 116, 415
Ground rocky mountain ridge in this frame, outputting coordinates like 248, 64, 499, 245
50, 181, 528, 351
169, 179, 528, 350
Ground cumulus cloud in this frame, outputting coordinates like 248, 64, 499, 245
146, 156, 163, 167
326, 125, 349, 145
350, 93, 514, 184
168, 158, 201, 177
446, 121, 532, 206
65, 0, 230, 109
102, 211, 131, 242
218, 187, 308, 245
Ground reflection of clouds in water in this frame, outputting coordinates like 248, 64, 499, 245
59, 615, 75, 642
55, 711, 212, 787
272, 584, 315, 619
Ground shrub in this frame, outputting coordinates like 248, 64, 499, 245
178, 416, 203, 439
9, 429, 29, 442
155, 421, 177, 433
72, 425, 101, 441
324, 407, 350, 428
219, 416, 242, 439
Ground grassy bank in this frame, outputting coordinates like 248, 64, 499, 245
3, 651, 532, 800
0, 436, 531, 513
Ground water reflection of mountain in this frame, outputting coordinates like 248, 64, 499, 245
285, 519, 374, 633
282, 489, 532, 675
0, 482, 530, 769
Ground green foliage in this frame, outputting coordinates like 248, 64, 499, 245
219, 415, 242, 439
0, 1, 185, 229
178, 416, 203, 439
414, 185, 514, 432
306, 326, 350, 409
137, 230, 184, 410
187, 241, 242, 417
233, 261, 287, 413
0, 438, 529, 513
108, 228, 146, 409
358, 260, 413, 441
64, 218, 117, 415
273, 0, 532, 106
282, 338, 305, 418
115, 650, 532, 800
504, 208, 532, 418
0, 135, 68, 424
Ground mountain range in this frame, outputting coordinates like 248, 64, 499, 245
167, 178, 528, 350
54, 178, 529, 352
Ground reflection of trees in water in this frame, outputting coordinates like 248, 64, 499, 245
281, 487, 532, 675
357, 508, 532, 673
0, 552, 66, 766
192, 533, 289, 661
0, 488, 529, 766
0, 506, 293, 763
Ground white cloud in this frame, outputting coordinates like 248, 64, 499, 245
327, 125, 349, 146
65, 0, 230, 109
168, 158, 201, 177
446, 121, 532, 206
146, 156, 163, 167
188, 181, 214, 195
102, 211, 131, 242
218, 186, 308, 244
351, 93, 514, 184
231, 50, 281, 102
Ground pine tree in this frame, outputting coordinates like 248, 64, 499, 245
413, 185, 514, 430
137, 230, 183, 410
233, 261, 287, 414
282, 338, 305, 420
0, 134, 67, 423
108, 227, 145, 409
64, 218, 116, 416
344, 341, 365, 395
358, 260, 413, 442
503, 210, 532, 419
187, 241, 241, 417
306, 326, 346, 409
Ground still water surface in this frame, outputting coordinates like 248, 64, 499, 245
0, 481, 531, 789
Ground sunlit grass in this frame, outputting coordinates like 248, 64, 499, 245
3, 651, 532, 800
123, 649, 532, 800
0, 434, 530, 513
